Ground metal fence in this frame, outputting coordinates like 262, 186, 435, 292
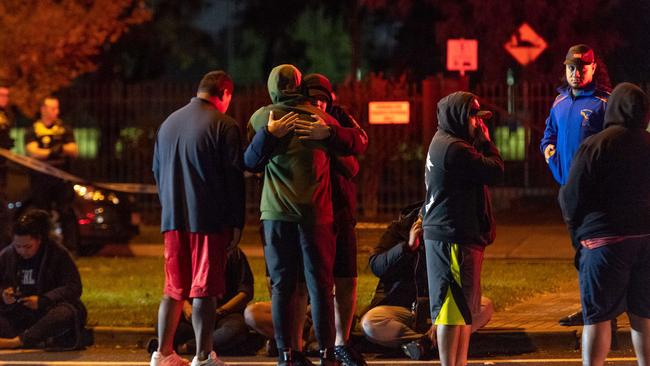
16, 78, 639, 224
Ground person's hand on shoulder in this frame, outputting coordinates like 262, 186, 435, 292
267, 111, 297, 138
294, 115, 332, 140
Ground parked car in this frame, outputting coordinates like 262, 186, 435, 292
2, 163, 139, 255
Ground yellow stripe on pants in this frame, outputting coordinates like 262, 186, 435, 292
434, 243, 466, 325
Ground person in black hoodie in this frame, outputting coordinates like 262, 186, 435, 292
0, 209, 86, 350
361, 202, 493, 361
422, 92, 503, 366
559, 82, 650, 366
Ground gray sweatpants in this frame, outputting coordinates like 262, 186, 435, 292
361, 297, 494, 348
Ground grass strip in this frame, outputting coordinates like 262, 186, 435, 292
78, 255, 575, 327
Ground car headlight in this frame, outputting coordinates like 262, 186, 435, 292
73, 184, 120, 205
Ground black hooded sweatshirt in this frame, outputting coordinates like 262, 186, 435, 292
422, 92, 504, 246
559, 82, 650, 242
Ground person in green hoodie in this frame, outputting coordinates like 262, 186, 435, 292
244, 64, 363, 366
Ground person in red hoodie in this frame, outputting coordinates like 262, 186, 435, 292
302, 73, 368, 366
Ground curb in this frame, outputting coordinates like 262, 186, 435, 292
91, 326, 633, 354
471, 329, 579, 355
92, 326, 155, 348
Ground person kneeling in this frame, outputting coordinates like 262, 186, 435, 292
0, 209, 87, 350
360, 202, 494, 361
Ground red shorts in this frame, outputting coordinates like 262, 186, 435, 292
163, 229, 232, 300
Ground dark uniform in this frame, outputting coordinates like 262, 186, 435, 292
0, 106, 14, 248
24, 119, 76, 210
0, 106, 13, 188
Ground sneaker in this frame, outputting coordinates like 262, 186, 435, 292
265, 339, 278, 357
293, 351, 317, 366
150, 351, 190, 366
320, 348, 342, 366
334, 345, 367, 366
190, 351, 226, 366
401, 337, 433, 361
558, 310, 584, 326
146, 338, 159, 355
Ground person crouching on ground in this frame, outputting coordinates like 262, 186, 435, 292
422, 92, 503, 366
0, 209, 87, 350
360, 201, 494, 361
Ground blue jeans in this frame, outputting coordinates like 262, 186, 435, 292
263, 220, 336, 351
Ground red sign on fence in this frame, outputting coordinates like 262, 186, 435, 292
368, 101, 410, 125
447, 39, 478, 76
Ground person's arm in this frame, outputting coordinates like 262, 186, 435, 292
559, 144, 596, 241
39, 248, 83, 309
447, 137, 504, 186
217, 251, 254, 316
328, 107, 369, 155
368, 221, 417, 278
332, 155, 360, 179
293, 110, 368, 156
222, 123, 246, 244
62, 142, 78, 158
25, 141, 51, 160
243, 127, 280, 172
540, 112, 558, 162
243, 111, 297, 172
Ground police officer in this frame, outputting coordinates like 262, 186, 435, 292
24, 97, 78, 210
0, 82, 14, 249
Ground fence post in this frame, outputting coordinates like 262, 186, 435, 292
421, 77, 437, 152
522, 81, 530, 189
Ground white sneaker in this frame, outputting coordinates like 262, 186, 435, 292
150, 351, 190, 366
190, 351, 227, 366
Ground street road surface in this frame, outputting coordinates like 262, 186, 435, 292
0, 347, 640, 366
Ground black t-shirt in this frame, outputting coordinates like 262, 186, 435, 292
218, 249, 254, 311
15, 246, 44, 298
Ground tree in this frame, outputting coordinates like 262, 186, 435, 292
0, 0, 150, 116
93, 0, 224, 83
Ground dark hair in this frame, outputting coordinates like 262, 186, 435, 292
592, 56, 612, 91
198, 71, 233, 99
13, 209, 51, 240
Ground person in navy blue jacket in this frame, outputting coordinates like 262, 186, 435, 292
152, 70, 244, 366
540, 44, 610, 186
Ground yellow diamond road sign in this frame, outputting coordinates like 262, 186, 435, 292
504, 22, 547, 66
